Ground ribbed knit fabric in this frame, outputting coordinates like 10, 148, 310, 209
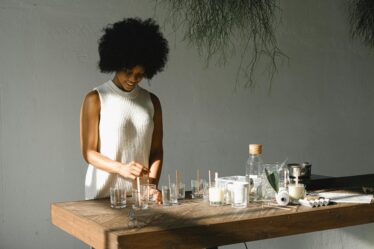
84, 80, 154, 200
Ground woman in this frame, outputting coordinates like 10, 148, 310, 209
80, 17, 168, 202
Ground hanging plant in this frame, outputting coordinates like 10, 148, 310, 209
153, 0, 286, 89
349, 0, 374, 47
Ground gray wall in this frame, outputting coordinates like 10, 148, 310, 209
0, 0, 373, 248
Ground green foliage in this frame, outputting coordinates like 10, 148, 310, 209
154, 0, 287, 89
265, 168, 279, 193
350, 0, 374, 48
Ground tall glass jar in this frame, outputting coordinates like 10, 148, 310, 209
245, 144, 263, 202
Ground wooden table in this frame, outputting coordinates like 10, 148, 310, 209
51, 174, 374, 249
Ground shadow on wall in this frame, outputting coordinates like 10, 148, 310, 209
221, 223, 374, 249
341, 223, 374, 249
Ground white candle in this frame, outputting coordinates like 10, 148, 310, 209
209, 187, 224, 205
288, 184, 305, 200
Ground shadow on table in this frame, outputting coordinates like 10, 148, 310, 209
101, 197, 291, 249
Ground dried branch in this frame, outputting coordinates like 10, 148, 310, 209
154, 0, 287, 89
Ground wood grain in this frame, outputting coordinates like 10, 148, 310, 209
51, 174, 374, 249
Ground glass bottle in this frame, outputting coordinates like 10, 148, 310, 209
245, 144, 263, 202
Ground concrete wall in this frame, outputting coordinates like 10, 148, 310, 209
0, 0, 373, 248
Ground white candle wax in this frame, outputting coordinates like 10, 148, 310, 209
209, 187, 224, 205
288, 184, 305, 200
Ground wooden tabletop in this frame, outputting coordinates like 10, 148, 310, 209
51, 187, 374, 249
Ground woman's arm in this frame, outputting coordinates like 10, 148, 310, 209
149, 93, 163, 187
80, 90, 146, 180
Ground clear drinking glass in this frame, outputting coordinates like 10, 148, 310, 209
110, 187, 127, 208
230, 182, 248, 208
176, 183, 186, 200
261, 163, 280, 201
170, 183, 179, 205
162, 185, 171, 206
203, 181, 210, 201
142, 183, 158, 206
191, 179, 206, 199
132, 187, 149, 210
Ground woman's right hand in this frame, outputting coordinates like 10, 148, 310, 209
118, 161, 149, 180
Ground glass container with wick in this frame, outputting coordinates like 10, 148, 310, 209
288, 167, 306, 204
208, 172, 224, 206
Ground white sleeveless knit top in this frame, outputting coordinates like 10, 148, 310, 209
84, 80, 154, 199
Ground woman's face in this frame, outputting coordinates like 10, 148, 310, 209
113, 65, 145, 92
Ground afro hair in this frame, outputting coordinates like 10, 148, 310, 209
98, 18, 169, 79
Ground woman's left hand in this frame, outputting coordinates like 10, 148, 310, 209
150, 188, 162, 204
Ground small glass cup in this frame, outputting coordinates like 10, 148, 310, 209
170, 183, 179, 205
203, 181, 210, 201
132, 188, 149, 210
162, 185, 171, 206
191, 179, 206, 199
110, 187, 127, 208
142, 184, 158, 206
261, 163, 280, 201
175, 183, 186, 200
230, 182, 248, 208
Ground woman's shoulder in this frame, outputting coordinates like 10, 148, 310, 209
83, 90, 100, 109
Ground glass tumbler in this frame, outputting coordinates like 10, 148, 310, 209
110, 187, 127, 208
162, 185, 171, 206
170, 183, 179, 205
132, 187, 149, 210
230, 182, 248, 208
191, 179, 206, 199
175, 183, 185, 200
261, 163, 280, 201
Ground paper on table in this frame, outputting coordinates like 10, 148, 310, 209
318, 192, 373, 204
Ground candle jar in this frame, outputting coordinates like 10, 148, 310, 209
288, 183, 305, 203
230, 182, 248, 208
191, 179, 207, 199
176, 183, 186, 200
208, 183, 224, 206
132, 187, 149, 210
